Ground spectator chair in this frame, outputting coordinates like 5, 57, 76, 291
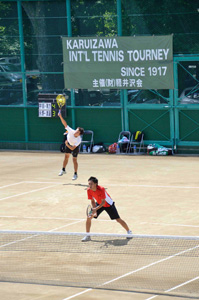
117, 131, 131, 153
79, 130, 94, 153
128, 132, 144, 154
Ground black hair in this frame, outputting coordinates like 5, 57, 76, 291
78, 127, 84, 135
88, 176, 98, 185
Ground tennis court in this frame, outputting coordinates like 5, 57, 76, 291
0, 151, 199, 300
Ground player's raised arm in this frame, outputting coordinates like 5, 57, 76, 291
58, 111, 67, 128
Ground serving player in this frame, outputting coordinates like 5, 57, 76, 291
82, 176, 132, 241
58, 111, 84, 180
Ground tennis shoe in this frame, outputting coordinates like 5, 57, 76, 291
72, 174, 78, 180
81, 235, 91, 242
58, 170, 66, 176
127, 230, 133, 239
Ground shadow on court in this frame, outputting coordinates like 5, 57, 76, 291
90, 238, 132, 248
63, 183, 88, 187
63, 183, 88, 189
63, 183, 108, 190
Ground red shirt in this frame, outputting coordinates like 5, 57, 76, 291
87, 185, 113, 207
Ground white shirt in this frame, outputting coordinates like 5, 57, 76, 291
65, 125, 81, 147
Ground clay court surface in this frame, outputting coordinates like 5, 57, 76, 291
0, 151, 199, 300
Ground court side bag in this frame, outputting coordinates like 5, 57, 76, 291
60, 143, 66, 153
133, 131, 142, 142
92, 145, 104, 153
147, 143, 172, 155
60, 132, 68, 153
108, 143, 117, 153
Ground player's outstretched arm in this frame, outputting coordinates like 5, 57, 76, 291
58, 111, 67, 128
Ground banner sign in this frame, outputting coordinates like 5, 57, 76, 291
62, 35, 173, 90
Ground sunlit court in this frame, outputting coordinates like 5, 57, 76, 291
0, 151, 199, 300
1, 0, 199, 299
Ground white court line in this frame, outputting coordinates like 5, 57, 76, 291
2, 216, 199, 227
0, 181, 25, 189
108, 183, 199, 189
0, 184, 63, 202
0, 234, 39, 249
0, 216, 112, 222
19, 181, 199, 190
145, 276, 199, 300
1, 180, 198, 298
141, 222, 199, 228
63, 289, 92, 300
48, 220, 85, 232
0, 216, 86, 221
0, 220, 84, 248
62, 243, 199, 300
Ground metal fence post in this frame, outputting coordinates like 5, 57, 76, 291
17, 0, 29, 147
66, 0, 75, 129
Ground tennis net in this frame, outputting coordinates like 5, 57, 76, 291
0, 230, 199, 298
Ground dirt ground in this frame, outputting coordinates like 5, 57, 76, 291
0, 151, 199, 300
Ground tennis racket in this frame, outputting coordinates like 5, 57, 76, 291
86, 204, 93, 217
56, 94, 66, 114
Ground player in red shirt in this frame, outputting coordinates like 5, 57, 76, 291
82, 176, 132, 242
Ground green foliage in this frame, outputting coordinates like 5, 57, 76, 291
0, 2, 20, 55
71, 0, 117, 36
103, 11, 117, 36
0, 0, 198, 87
0, 26, 5, 34
121, 0, 199, 54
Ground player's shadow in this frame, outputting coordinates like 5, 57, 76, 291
63, 183, 108, 190
63, 183, 88, 189
92, 238, 132, 248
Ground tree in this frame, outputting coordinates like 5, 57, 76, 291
0, 2, 20, 56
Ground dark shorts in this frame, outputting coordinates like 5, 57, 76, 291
94, 202, 120, 220
65, 142, 79, 157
